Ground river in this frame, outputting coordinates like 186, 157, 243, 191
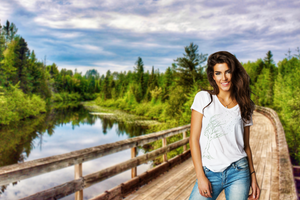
0, 103, 154, 199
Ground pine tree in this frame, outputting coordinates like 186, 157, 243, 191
294, 47, 300, 60
103, 70, 111, 99
2, 20, 18, 42
285, 48, 292, 60
0, 23, 6, 62
174, 43, 207, 91
133, 57, 145, 102
17, 37, 31, 93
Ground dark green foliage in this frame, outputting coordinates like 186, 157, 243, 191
244, 51, 277, 107
173, 42, 208, 92
133, 57, 146, 102
2, 20, 18, 42
0, 84, 46, 125
85, 69, 99, 78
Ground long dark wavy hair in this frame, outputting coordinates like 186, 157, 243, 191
203, 51, 255, 122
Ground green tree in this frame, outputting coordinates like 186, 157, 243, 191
133, 57, 145, 102
85, 69, 99, 79
161, 66, 174, 102
2, 20, 18, 42
247, 51, 277, 107
0, 23, 6, 62
103, 70, 112, 99
174, 42, 207, 91
0, 38, 19, 85
16, 37, 32, 93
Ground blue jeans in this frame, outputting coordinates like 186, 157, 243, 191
189, 157, 250, 200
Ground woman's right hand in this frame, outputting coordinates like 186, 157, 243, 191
198, 176, 213, 198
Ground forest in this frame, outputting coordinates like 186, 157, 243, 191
1, 20, 300, 164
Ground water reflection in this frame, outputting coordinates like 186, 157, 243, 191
0, 103, 150, 199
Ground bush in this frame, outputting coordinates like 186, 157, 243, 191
145, 104, 164, 119
52, 93, 63, 102
52, 92, 83, 102
0, 86, 46, 125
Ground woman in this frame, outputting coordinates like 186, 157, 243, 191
188, 51, 260, 200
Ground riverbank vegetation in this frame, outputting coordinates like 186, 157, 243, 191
0, 21, 100, 124
1, 20, 300, 164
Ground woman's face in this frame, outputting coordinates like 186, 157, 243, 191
212, 63, 232, 92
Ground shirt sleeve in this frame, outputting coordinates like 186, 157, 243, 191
190, 91, 207, 114
244, 114, 253, 127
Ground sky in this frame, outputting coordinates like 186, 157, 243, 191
1, 0, 300, 75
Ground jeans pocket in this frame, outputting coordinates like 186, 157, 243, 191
235, 158, 249, 171
203, 166, 211, 174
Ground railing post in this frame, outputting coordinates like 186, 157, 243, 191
75, 163, 83, 200
183, 131, 187, 152
162, 138, 167, 162
131, 147, 137, 178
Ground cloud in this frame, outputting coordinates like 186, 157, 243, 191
2, 0, 299, 75
71, 44, 115, 55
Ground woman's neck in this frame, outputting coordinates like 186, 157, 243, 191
217, 90, 233, 101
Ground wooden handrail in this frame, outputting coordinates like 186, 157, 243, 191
0, 124, 190, 186
20, 138, 190, 199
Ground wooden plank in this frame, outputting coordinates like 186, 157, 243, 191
131, 147, 137, 178
75, 163, 83, 200
20, 178, 84, 200
261, 151, 272, 199
162, 169, 196, 200
0, 124, 191, 186
127, 159, 194, 200
270, 140, 279, 200
90, 185, 122, 200
152, 167, 196, 200
183, 131, 187, 152
255, 110, 275, 200
162, 138, 167, 162
182, 180, 196, 200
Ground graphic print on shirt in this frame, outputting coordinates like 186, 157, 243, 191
202, 112, 241, 160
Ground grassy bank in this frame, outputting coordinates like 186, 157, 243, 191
83, 99, 191, 165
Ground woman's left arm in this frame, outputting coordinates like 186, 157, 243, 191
244, 126, 260, 200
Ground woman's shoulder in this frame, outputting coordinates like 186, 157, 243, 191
196, 90, 211, 98
194, 90, 212, 103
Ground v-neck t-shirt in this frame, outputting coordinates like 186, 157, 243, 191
191, 91, 253, 172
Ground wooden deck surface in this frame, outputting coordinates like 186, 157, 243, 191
125, 111, 279, 200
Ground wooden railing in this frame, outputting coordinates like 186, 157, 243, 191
0, 124, 191, 200
255, 106, 298, 200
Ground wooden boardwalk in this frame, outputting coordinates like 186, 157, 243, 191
125, 111, 279, 200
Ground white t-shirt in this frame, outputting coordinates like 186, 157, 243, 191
191, 91, 253, 172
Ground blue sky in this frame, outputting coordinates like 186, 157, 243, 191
1, 0, 299, 75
